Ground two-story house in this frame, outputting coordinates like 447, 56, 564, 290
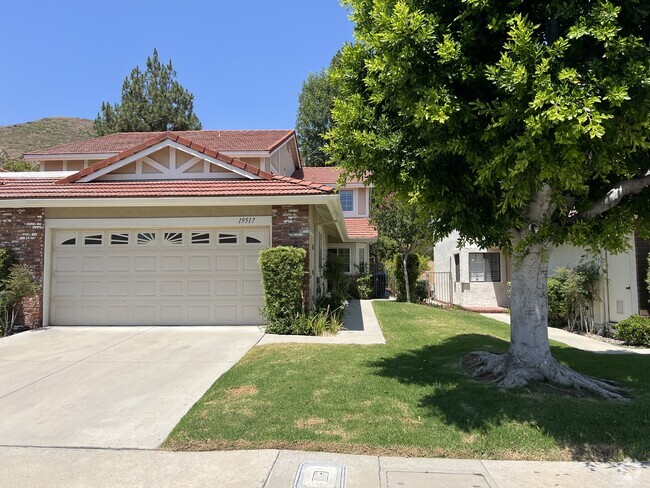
0, 130, 377, 327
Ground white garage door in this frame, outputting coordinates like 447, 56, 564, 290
49, 226, 269, 325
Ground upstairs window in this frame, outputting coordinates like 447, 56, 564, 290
339, 190, 354, 212
469, 253, 501, 282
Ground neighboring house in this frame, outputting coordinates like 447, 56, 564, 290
0, 130, 376, 327
434, 231, 649, 324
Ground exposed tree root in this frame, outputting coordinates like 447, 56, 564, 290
462, 351, 626, 401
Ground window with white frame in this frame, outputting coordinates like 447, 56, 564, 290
328, 248, 351, 273
339, 190, 354, 212
469, 253, 501, 282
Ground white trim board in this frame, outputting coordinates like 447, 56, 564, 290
45, 216, 272, 230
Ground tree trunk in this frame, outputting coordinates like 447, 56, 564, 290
402, 253, 411, 303
463, 244, 625, 400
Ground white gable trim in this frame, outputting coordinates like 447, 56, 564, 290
24, 153, 116, 161
77, 140, 264, 182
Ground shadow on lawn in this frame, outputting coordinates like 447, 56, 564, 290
369, 333, 650, 461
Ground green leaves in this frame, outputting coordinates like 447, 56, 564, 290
328, 0, 650, 253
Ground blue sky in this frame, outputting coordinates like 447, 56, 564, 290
0, 1, 353, 129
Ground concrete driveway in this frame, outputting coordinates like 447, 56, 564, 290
0, 326, 263, 449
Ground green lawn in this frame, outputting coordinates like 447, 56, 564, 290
164, 302, 650, 461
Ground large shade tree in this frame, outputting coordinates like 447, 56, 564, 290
328, 0, 650, 399
94, 49, 201, 135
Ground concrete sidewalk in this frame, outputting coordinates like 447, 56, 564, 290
1, 446, 646, 488
258, 299, 386, 345
480, 313, 650, 355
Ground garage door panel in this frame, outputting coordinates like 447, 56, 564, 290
80, 280, 103, 297
216, 280, 239, 296
54, 256, 77, 273
244, 255, 261, 271
188, 305, 212, 322
188, 280, 211, 296
134, 256, 157, 272
53, 280, 76, 298
216, 255, 239, 271
160, 280, 184, 296
50, 226, 268, 326
81, 257, 104, 272
243, 280, 263, 296
134, 305, 156, 323
107, 256, 130, 272
160, 255, 184, 271
160, 305, 184, 324
107, 281, 130, 297
216, 304, 238, 322
188, 255, 212, 271
134, 281, 156, 296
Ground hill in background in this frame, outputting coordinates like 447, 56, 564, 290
0, 117, 94, 159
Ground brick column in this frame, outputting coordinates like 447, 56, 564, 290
271, 205, 311, 306
0, 208, 45, 327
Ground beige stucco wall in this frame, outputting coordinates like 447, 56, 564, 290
46, 205, 273, 219
434, 231, 510, 309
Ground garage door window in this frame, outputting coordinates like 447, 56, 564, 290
219, 233, 238, 244
110, 233, 129, 245
137, 232, 156, 245
163, 232, 184, 245
84, 233, 103, 246
57, 232, 77, 246
191, 232, 211, 245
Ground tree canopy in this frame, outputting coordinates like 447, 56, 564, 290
370, 194, 434, 302
296, 53, 341, 166
328, 0, 650, 255
327, 0, 650, 398
94, 49, 201, 136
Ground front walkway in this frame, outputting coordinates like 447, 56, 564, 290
1, 446, 646, 488
258, 299, 386, 345
481, 313, 650, 354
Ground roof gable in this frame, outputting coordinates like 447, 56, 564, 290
58, 132, 275, 184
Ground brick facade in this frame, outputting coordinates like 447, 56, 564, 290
0, 208, 45, 327
271, 205, 311, 304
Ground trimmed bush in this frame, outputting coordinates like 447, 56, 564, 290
415, 280, 429, 303
259, 246, 306, 334
394, 253, 421, 302
614, 315, 650, 347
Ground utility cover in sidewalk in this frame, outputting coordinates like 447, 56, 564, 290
293, 462, 346, 488
387, 471, 492, 487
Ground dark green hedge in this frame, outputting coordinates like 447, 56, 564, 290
259, 246, 306, 334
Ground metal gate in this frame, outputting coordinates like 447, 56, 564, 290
431, 271, 453, 305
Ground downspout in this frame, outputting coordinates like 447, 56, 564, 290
603, 250, 611, 330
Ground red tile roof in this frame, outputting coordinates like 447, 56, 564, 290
58, 132, 276, 184
291, 167, 363, 185
24, 130, 296, 156
0, 176, 332, 199
344, 218, 378, 239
